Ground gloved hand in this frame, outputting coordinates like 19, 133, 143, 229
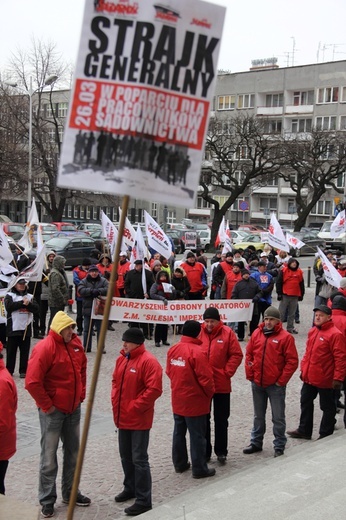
332, 380, 343, 390
163, 299, 168, 306
277, 295, 282, 301
298, 296, 303, 301
92, 289, 100, 298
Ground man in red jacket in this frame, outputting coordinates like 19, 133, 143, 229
288, 304, 346, 440
25, 311, 89, 518
112, 328, 162, 516
243, 306, 298, 457
180, 252, 208, 300
276, 258, 305, 334
200, 307, 243, 464
166, 320, 215, 479
0, 341, 17, 495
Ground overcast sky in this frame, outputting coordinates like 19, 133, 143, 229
1, 0, 346, 76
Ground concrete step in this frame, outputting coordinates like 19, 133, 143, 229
143, 430, 346, 520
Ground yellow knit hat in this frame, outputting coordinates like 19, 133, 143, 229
50, 311, 77, 335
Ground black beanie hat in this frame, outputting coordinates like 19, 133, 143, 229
122, 328, 145, 344
203, 307, 220, 321
182, 320, 201, 338
331, 295, 346, 312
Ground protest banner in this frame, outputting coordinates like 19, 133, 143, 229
92, 297, 254, 323
57, 0, 226, 208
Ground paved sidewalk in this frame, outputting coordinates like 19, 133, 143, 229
6, 285, 346, 519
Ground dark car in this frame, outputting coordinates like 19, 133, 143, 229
289, 232, 326, 257
45, 236, 97, 267
166, 230, 184, 254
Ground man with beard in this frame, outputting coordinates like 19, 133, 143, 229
180, 252, 208, 300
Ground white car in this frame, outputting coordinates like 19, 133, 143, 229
197, 229, 211, 251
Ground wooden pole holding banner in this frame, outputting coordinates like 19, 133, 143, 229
67, 195, 130, 520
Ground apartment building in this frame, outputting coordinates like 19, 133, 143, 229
201, 59, 346, 227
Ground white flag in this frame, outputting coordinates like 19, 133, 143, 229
130, 224, 148, 296
215, 217, 227, 247
317, 247, 342, 288
286, 232, 306, 250
144, 211, 172, 259
18, 197, 40, 252
268, 214, 289, 252
118, 208, 136, 252
0, 225, 14, 267
101, 211, 118, 257
330, 210, 346, 238
11, 244, 46, 286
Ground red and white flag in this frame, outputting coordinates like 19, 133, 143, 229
268, 214, 289, 252
18, 197, 40, 253
144, 211, 172, 259
101, 210, 118, 256
286, 232, 305, 250
330, 210, 346, 238
317, 247, 342, 288
130, 224, 148, 296
215, 217, 227, 248
118, 208, 136, 252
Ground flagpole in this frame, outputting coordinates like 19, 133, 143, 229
67, 195, 130, 520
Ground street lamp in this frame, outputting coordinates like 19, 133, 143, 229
5, 74, 58, 217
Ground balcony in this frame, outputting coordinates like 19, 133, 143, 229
257, 106, 283, 116
285, 104, 314, 114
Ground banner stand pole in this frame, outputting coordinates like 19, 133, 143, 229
67, 195, 130, 520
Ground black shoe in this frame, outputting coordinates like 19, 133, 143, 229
108, 325, 115, 331
115, 490, 135, 503
337, 401, 345, 409
274, 449, 284, 458
217, 455, 227, 464
238, 337, 244, 341
243, 444, 263, 454
77, 330, 83, 336
62, 492, 91, 507
41, 504, 55, 518
34, 333, 44, 339
162, 341, 170, 346
19, 373, 26, 379
287, 429, 311, 440
295, 320, 300, 324
192, 468, 216, 479
124, 503, 152, 516
155, 342, 161, 347
175, 462, 191, 473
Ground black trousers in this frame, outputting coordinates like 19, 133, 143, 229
6, 334, 31, 375
206, 393, 230, 458
299, 382, 336, 438
0, 460, 9, 495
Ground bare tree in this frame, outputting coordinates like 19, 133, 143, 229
200, 115, 283, 246
278, 129, 346, 230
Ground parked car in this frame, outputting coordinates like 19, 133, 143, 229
289, 232, 326, 257
166, 230, 184, 254
44, 236, 97, 268
1, 222, 25, 241
175, 229, 201, 252
197, 229, 211, 251
78, 222, 103, 234
51, 222, 78, 232
233, 234, 267, 253
238, 224, 267, 233
230, 230, 251, 243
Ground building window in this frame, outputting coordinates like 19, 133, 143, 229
267, 175, 278, 187
167, 211, 175, 223
74, 206, 79, 219
311, 200, 332, 216
341, 87, 346, 102
197, 197, 211, 209
67, 205, 72, 218
44, 103, 53, 118
237, 94, 255, 109
265, 93, 283, 107
316, 116, 336, 131
86, 206, 91, 220
151, 202, 158, 219
80, 206, 85, 219
263, 119, 282, 134
291, 118, 312, 133
259, 198, 277, 211
317, 87, 339, 103
336, 172, 345, 188
235, 146, 249, 160
93, 207, 98, 220
340, 116, 346, 130
218, 95, 235, 110
58, 102, 68, 118
320, 144, 336, 159
47, 128, 56, 143
293, 91, 314, 105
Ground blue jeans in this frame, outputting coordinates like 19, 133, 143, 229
118, 429, 152, 507
38, 405, 81, 506
83, 315, 101, 352
250, 382, 287, 451
172, 414, 208, 475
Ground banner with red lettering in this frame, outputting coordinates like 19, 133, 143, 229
92, 297, 254, 323
57, 0, 226, 208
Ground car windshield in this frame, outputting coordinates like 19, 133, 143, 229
45, 238, 70, 248
320, 222, 332, 232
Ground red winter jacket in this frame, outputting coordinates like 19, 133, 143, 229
111, 344, 162, 430
200, 322, 243, 393
180, 261, 206, 293
331, 310, 346, 337
245, 322, 298, 387
166, 336, 215, 416
300, 320, 346, 388
0, 358, 17, 460
116, 260, 131, 290
25, 331, 87, 414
